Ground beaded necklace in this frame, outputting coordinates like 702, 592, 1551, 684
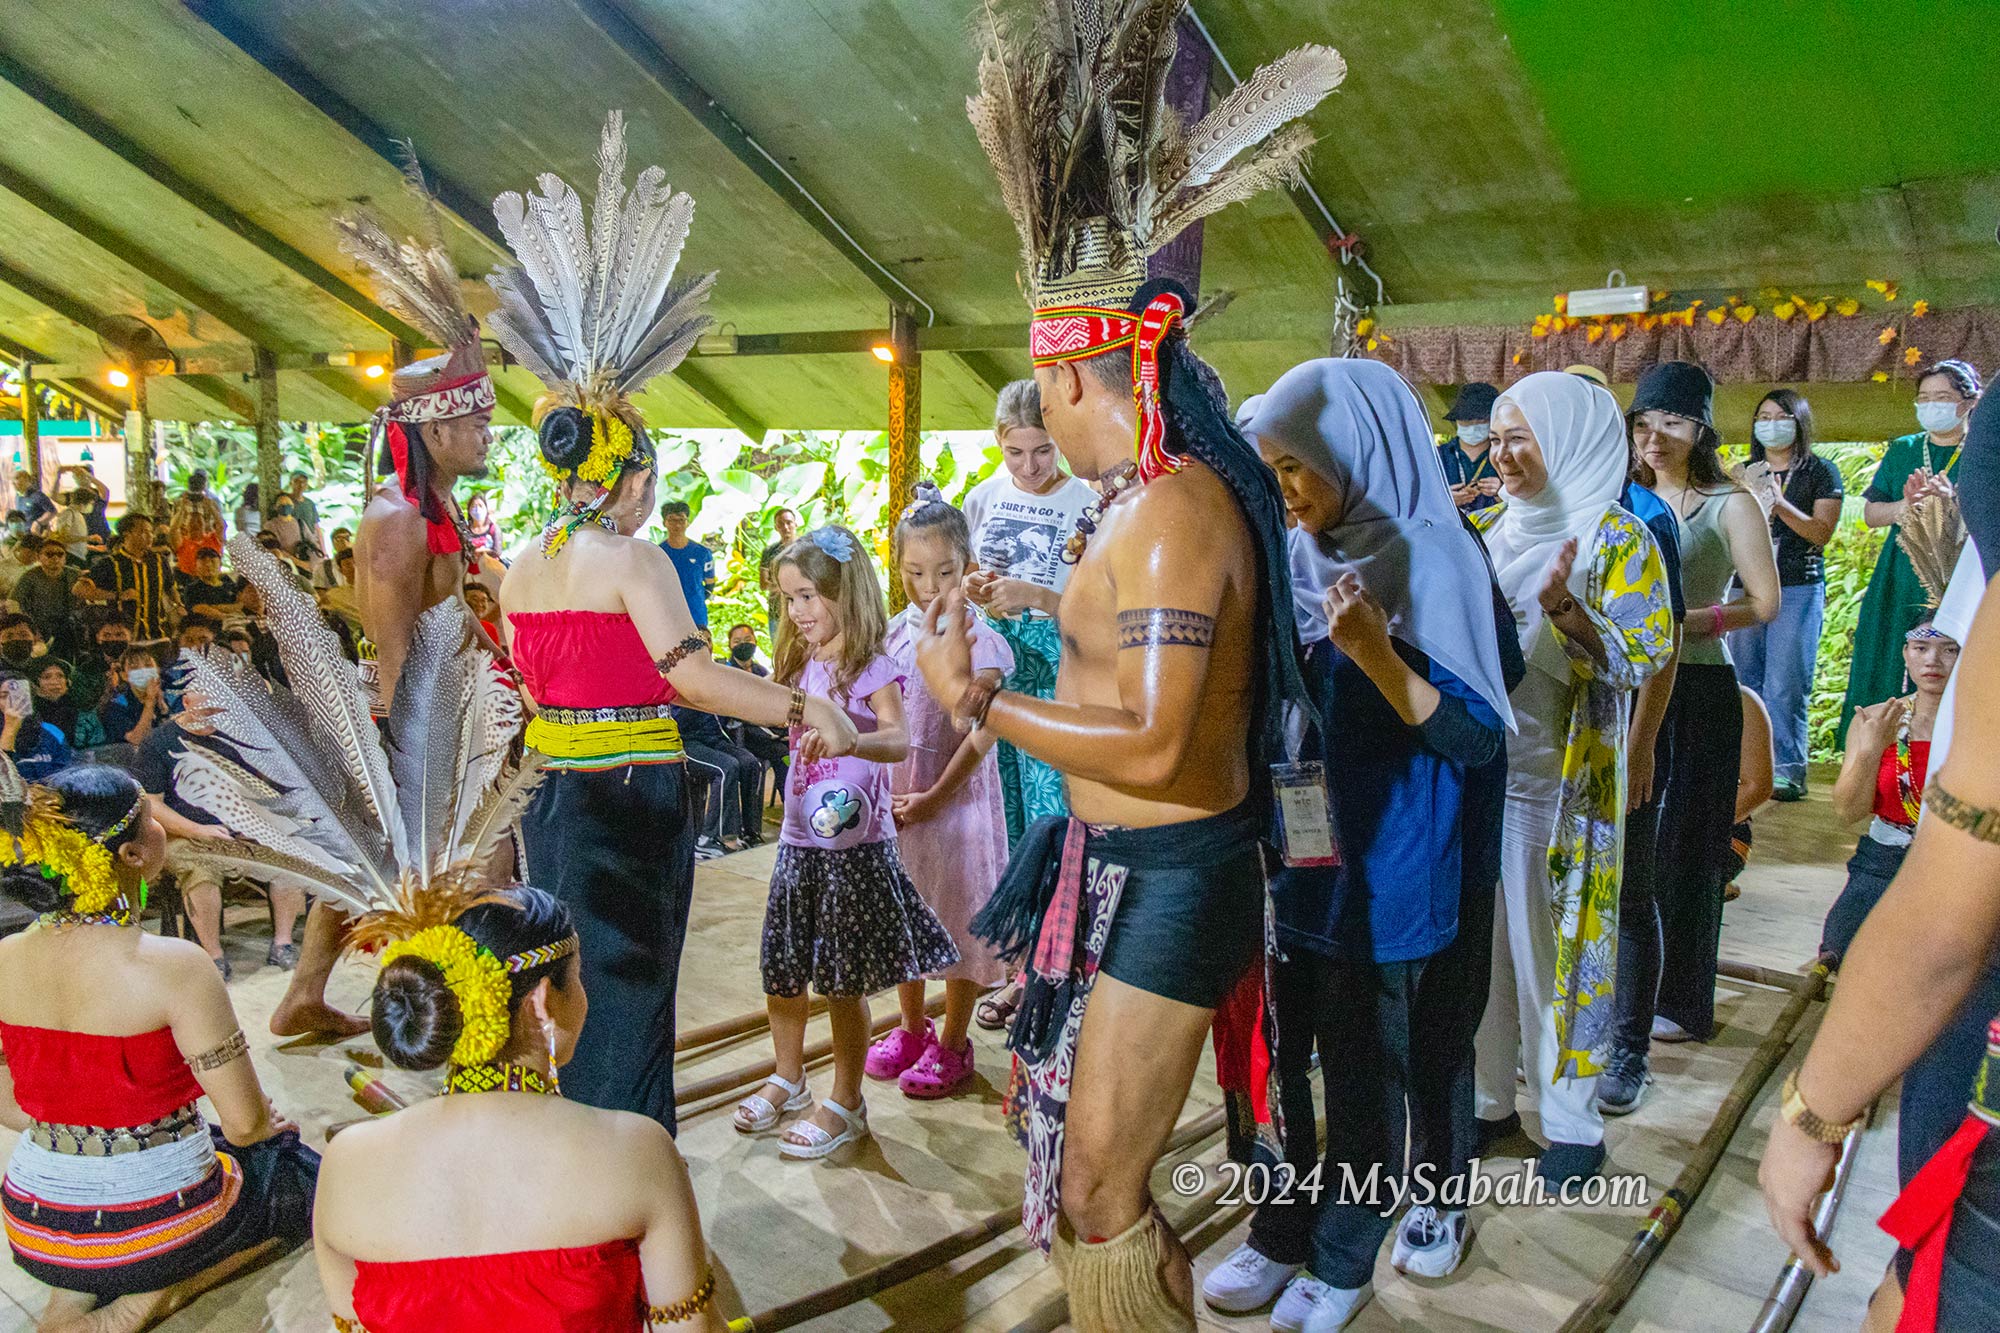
443, 1061, 561, 1098
1061, 461, 1139, 565
37, 893, 136, 930
1894, 703, 1925, 827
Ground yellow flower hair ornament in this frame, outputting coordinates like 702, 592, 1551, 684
380, 925, 514, 1067
0, 790, 138, 916
539, 407, 639, 557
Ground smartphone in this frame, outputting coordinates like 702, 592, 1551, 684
1, 679, 29, 715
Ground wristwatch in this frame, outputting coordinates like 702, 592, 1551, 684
1779, 1068, 1867, 1144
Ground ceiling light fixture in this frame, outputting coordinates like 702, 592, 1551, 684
871, 344, 896, 364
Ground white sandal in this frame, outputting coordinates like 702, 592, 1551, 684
779, 1097, 869, 1160
733, 1073, 812, 1134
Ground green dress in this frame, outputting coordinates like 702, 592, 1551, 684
991, 613, 1068, 844
1839, 432, 1963, 742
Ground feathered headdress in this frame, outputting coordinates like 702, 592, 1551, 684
968, 1, 1344, 480
1899, 491, 1968, 609
485, 110, 716, 446
172, 535, 544, 966
334, 149, 497, 560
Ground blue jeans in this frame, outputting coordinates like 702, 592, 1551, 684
1729, 580, 1825, 786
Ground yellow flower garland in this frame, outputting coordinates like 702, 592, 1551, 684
0, 818, 120, 915
380, 925, 514, 1067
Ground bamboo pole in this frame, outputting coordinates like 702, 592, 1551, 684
1718, 958, 1815, 991
727, 1106, 1231, 1332
673, 993, 948, 1110
1748, 1103, 1875, 1333
18, 361, 40, 486
674, 997, 828, 1054
1556, 956, 1835, 1333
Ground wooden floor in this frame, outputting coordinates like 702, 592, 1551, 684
0, 782, 1904, 1332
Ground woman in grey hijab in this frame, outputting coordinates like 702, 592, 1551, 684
1202, 360, 1519, 1321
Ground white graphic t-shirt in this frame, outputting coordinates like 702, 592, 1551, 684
963, 473, 1098, 596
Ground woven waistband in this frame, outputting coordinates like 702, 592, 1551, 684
536, 703, 678, 725
25, 1103, 205, 1156
526, 711, 683, 769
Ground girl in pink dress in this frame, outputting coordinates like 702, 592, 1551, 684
735, 525, 959, 1160
867, 484, 1015, 1099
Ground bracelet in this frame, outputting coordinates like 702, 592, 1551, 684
1709, 604, 1726, 637
186, 1029, 249, 1073
332, 1317, 366, 1333
647, 1270, 717, 1325
955, 677, 1002, 732
652, 634, 711, 677
1925, 778, 2000, 844
786, 688, 807, 730
1779, 1068, 1867, 1144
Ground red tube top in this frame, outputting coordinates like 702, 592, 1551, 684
351, 1240, 646, 1332
1874, 738, 1931, 827
508, 611, 678, 711
0, 1023, 201, 1126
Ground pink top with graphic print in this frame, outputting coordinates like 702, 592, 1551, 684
779, 653, 906, 850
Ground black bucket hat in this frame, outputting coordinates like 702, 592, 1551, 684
1629, 361, 1715, 427
1444, 382, 1500, 422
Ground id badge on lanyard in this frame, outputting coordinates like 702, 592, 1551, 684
1271, 761, 1340, 868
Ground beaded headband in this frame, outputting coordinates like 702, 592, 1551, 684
94, 794, 145, 847
1907, 623, 1953, 643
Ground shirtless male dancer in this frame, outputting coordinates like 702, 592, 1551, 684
269, 195, 498, 1039
917, 12, 1341, 1326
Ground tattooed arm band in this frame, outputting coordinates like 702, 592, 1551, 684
1117, 608, 1216, 651
653, 632, 713, 677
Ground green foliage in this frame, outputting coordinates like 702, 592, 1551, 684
158, 421, 372, 530
1806, 440, 1888, 763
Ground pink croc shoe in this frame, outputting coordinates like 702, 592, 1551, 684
865, 1020, 934, 1081
899, 1036, 976, 1099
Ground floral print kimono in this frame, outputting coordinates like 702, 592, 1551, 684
1478, 502, 1675, 1077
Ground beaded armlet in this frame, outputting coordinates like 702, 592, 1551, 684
648, 1270, 717, 1325
187, 1029, 249, 1073
332, 1316, 366, 1333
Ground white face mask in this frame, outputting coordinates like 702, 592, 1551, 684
1752, 419, 1797, 448
126, 667, 158, 692
1916, 400, 1965, 435
1457, 422, 1490, 447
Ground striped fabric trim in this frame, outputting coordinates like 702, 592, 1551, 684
4, 1154, 240, 1269
524, 713, 684, 771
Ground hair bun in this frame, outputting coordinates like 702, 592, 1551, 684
913, 480, 944, 507
371, 956, 464, 1072
537, 407, 595, 472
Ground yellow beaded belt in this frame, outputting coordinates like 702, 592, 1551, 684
526, 705, 683, 771
27, 1103, 205, 1156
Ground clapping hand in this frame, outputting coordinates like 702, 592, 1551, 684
1848, 697, 1906, 757
1538, 539, 1580, 614
1323, 572, 1391, 658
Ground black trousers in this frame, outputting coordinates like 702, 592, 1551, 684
1653, 662, 1741, 1041
1249, 953, 1423, 1290
1409, 752, 1505, 1190
676, 707, 759, 840
521, 761, 695, 1134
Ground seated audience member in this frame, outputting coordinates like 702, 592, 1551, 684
179, 547, 244, 615
0, 533, 34, 598
319, 552, 363, 631
221, 627, 256, 670
0, 614, 43, 675
178, 615, 221, 655
0, 765, 319, 1329
255, 529, 315, 590
313, 527, 355, 589
70, 615, 132, 715
30, 658, 103, 750
52, 488, 93, 560
98, 645, 170, 748
0, 671, 71, 781
132, 715, 308, 978
721, 623, 787, 805
673, 701, 762, 855
12, 541, 85, 656
235, 584, 288, 686
463, 583, 500, 639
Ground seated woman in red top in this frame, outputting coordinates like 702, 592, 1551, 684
489, 116, 857, 1134
0, 764, 317, 1333
313, 887, 723, 1333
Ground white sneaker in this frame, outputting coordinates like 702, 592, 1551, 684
1270, 1274, 1330, 1332
1391, 1205, 1470, 1278
1298, 1279, 1374, 1332
1199, 1242, 1298, 1313
1651, 1015, 1696, 1043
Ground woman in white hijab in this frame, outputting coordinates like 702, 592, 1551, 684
1203, 361, 1521, 1320
1471, 371, 1675, 1187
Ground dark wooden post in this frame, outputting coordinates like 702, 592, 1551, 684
886, 305, 922, 611
126, 362, 155, 516
18, 362, 40, 488
254, 347, 281, 511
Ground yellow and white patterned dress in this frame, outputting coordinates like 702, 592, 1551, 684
1478, 501, 1675, 1077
